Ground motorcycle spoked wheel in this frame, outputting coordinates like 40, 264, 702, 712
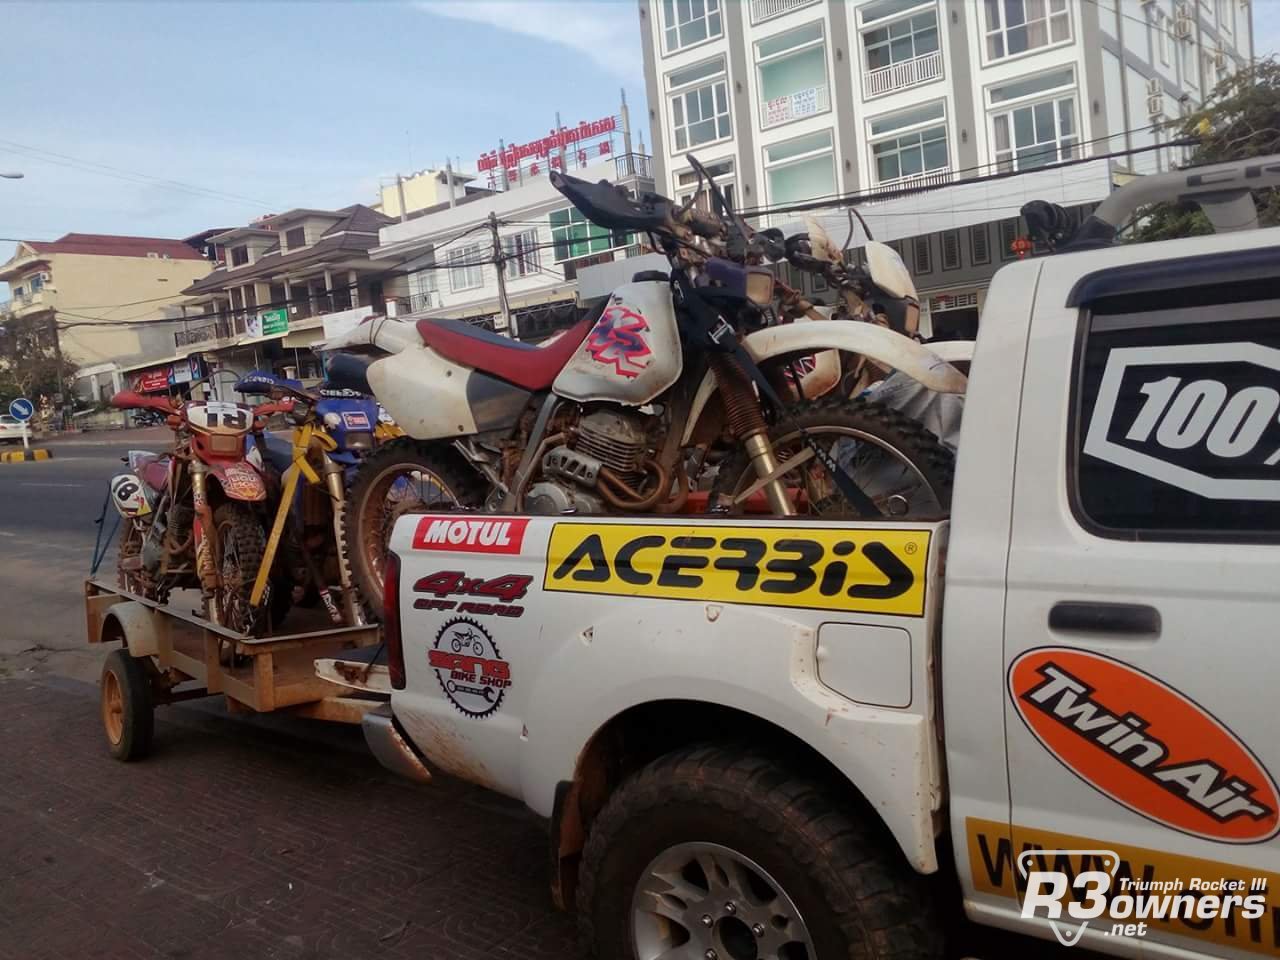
343, 438, 481, 616
710, 397, 954, 520
207, 502, 270, 637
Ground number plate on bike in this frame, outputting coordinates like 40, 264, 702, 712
185, 401, 251, 434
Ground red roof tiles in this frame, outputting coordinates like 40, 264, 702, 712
26, 233, 208, 261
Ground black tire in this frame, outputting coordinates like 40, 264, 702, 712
211, 502, 269, 636
578, 745, 942, 960
712, 397, 954, 519
100, 649, 154, 762
343, 438, 481, 614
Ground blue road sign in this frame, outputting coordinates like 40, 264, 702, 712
8, 397, 33, 422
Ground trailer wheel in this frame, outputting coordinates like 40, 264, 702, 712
578, 745, 942, 960
100, 649, 154, 761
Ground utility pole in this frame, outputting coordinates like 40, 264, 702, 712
488, 211, 515, 339
49, 312, 66, 429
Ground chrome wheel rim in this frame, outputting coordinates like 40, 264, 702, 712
631, 841, 814, 960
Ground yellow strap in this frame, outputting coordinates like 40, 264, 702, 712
251, 462, 300, 608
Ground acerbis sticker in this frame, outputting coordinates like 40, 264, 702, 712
429, 617, 512, 719
543, 523, 930, 616
584, 305, 652, 378
1083, 342, 1280, 501
412, 516, 529, 554
1009, 647, 1280, 844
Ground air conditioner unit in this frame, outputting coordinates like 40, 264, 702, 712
1147, 76, 1162, 95
1214, 49, 1226, 67
1174, 16, 1193, 39
1147, 94, 1165, 117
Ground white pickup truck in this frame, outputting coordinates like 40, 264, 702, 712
352, 159, 1280, 959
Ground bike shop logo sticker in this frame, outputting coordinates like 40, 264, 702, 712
412, 516, 529, 554
1083, 342, 1280, 500
585, 305, 652, 378
1009, 648, 1280, 843
543, 522, 931, 616
429, 617, 512, 719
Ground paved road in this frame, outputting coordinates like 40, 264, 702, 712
0, 432, 168, 681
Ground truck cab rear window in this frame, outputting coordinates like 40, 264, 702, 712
1072, 279, 1280, 541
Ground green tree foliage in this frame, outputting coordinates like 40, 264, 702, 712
0, 315, 68, 403
1133, 57, 1280, 242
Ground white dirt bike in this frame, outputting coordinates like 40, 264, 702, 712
325, 155, 968, 610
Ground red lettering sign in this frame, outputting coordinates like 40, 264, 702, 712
412, 516, 530, 554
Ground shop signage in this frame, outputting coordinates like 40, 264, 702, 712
477, 116, 617, 173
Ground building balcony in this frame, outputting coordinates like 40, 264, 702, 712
174, 317, 237, 350
762, 83, 830, 129
0, 289, 53, 319
863, 168, 955, 202
862, 50, 943, 99
614, 153, 653, 181
750, 0, 820, 25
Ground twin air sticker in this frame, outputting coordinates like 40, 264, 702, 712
1009, 648, 1280, 844
543, 523, 930, 616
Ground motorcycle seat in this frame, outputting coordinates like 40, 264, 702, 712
415, 313, 595, 392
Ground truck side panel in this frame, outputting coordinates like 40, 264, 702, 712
387, 514, 948, 871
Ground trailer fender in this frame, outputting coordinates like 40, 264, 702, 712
100, 601, 161, 658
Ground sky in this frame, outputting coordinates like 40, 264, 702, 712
1, 0, 1279, 285
0, 0, 647, 273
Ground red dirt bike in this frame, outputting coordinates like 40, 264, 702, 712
107, 390, 293, 635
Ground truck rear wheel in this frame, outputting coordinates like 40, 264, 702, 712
577, 745, 941, 960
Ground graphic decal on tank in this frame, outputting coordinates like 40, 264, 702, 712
585, 305, 652, 378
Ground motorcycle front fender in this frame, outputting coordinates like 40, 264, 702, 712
204, 459, 268, 502
680, 320, 968, 445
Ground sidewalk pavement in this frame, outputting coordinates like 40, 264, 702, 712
40, 426, 174, 447
0, 674, 574, 960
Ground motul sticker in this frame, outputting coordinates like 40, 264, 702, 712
412, 516, 528, 554
584, 304, 652, 378
544, 522, 930, 616
1009, 648, 1279, 844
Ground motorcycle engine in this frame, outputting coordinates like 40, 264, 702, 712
527, 409, 652, 515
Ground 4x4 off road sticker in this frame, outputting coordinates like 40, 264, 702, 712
543, 523, 930, 616
1009, 648, 1279, 844
1084, 342, 1280, 500
429, 617, 512, 719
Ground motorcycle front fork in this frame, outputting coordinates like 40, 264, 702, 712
325, 458, 367, 626
189, 463, 221, 623
711, 355, 797, 516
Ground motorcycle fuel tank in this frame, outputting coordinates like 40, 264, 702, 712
553, 280, 682, 406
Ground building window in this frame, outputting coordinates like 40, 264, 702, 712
28, 274, 44, 292
913, 236, 932, 274
449, 245, 484, 292
988, 68, 1078, 172
971, 224, 991, 265
676, 159, 736, 211
1182, 39, 1198, 88
942, 230, 961, 270
284, 227, 306, 251
230, 245, 249, 267
661, 0, 722, 54
756, 21, 830, 129
983, 0, 1070, 61
503, 230, 541, 279
667, 58, 731, 152
1216, 0, 1231, 32
862, 5, 939, 72
999, 219, 1020, 260
549, 208, 629, 263
1156, 11, 1172, 66
869, 101, 949, 185
764, 129, 836, 206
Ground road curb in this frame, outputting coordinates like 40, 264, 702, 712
1, 448, 54, 462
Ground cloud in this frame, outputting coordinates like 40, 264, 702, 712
416, 1, 643, 82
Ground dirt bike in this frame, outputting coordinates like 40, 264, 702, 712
327, 154, 968, 611
108, 389, 292, 636
232, 369, 401, 628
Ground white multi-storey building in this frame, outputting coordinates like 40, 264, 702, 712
638, 0, 1253, 335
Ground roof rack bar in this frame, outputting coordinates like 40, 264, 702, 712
1068, 154, 1280, 248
